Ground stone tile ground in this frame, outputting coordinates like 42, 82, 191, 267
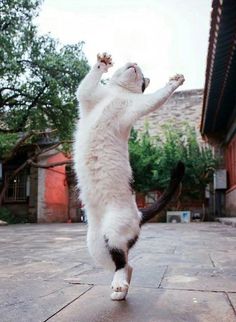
0, 223, 236, 322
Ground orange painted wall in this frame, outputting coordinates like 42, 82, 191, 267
225, 134, 236, 190
44, 153, 69, 222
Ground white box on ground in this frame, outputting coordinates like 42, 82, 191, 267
167, 211, 191, 223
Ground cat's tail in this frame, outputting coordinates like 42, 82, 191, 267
139, 161, 185, 225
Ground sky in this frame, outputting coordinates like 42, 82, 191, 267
36, 0, 212, 92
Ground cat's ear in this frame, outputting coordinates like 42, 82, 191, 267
144, 78, 150, 89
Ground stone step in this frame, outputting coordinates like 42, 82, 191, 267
216, 217, 236, 228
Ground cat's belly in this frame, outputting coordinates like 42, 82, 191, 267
74, 122, 133, 207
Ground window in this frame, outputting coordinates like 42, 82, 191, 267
4, 171, 29, 202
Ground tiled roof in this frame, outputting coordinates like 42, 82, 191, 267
201, 0, 236, 139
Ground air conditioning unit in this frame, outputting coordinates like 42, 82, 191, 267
167, 211, 191, 223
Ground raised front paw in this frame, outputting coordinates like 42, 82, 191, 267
169, 74, 185, 86
97, 52, 113, 72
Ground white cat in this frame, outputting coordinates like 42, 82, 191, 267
73, 53, 185, 301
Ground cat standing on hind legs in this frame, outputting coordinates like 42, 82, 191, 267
73, 52, 185, 301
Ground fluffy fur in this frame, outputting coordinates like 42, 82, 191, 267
73, 53, 185, 300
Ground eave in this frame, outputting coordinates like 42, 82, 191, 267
201, 0, 236, 143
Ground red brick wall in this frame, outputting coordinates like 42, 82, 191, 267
44, 153, 69, 222
225, 134, 236, 216
225, 134, 236, 190
135, 192, 146, 208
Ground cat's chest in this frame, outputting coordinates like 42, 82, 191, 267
89, 96, 128, 129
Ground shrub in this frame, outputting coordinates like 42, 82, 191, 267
0, 207, 28, 224
129, 124, 218, 200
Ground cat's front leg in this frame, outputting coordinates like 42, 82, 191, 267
124, 74, 185, 125
77, 52, 113, 103
168, 73, 185, 89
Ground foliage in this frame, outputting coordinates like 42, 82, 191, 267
0, 133, 18, 158
129, 129, 159, 192
0, 207, 28, 224
0, 0, 90, 147
0, 0, 89, 206
129, 125, 218, 199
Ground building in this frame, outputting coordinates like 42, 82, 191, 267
0, 139, 80, 223
201, 0, 236, 216
134, 89, 203, 141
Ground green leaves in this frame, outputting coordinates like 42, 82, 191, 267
0, 133, 18, 158
129, 129, 159, 192
0, 0, 89, 145
129, 124, 218, 200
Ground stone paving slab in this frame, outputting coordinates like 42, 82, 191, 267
1, 284, 92, 322
48, 285, 235, 322
0, 223, 236, 322
228, 293, 236, 315
162, 266, 236, 292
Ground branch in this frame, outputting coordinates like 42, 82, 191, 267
0, 93, 19, 108
3, 129, 58, 164
0, 84, 48, 131
28, 84, 48, 109
0, 22, 11, 32
34, 140, 73, 157
29, 159, 72, 169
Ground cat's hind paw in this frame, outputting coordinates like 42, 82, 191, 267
110, 290, 128, 301
110, 265, 133, 301
111, 278, 129, 292
97, 52, 113, 72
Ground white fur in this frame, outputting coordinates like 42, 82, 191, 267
73, 53, 184, 299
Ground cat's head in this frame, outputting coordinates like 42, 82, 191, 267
110, 63, 150, 93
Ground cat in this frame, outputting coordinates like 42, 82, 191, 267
73, 52, 185, 301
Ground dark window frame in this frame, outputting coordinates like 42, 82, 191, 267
4, 170, 29, 203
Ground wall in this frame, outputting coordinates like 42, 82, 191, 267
134, 89, 204, 140
68, 185, 82, 222
225, 134, 236, 216
226, 189, 236, 216
28, 166, 38, 222
37, 150, 69, 223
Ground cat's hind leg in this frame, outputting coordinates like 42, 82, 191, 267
110, 264, 133, 301
103, 207, 140, 300
104, 236, 133, 301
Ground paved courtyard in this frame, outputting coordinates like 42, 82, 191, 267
0, 223, 236, 322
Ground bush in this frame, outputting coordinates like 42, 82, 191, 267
129, 124, 218, 200
0, 207, 28, 224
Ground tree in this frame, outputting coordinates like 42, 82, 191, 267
129, 128, 160, 192
0, 0, 89, 204
0, 0, 89, 138
129, 125, 218, 201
